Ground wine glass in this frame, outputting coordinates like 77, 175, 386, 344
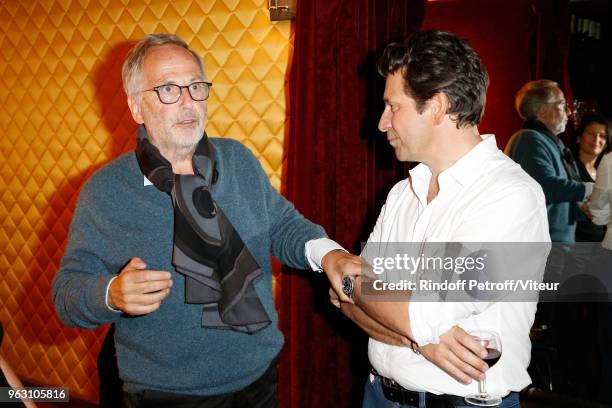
464, 330, 502, 407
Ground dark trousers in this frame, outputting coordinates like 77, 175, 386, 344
99, 325, 123, 408
122, 359, 278, 408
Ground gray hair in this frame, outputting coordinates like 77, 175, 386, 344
514, 79, 559, 120
121, 33, 205, 98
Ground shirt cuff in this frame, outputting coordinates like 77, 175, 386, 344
409, 301, 483, 346
304, 238, 347, 272
105, 276, 121, 312
409, 301, 443, 346
584, 182, 594, 200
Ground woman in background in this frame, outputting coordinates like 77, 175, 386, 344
573, 112, 610, 242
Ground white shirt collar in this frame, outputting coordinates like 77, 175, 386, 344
144, 176, 153, 186
440, 133, 498, 187
409, 134, 498, 199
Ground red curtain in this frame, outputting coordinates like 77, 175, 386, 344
422, 0, 571, 149
278, 1, 424, 407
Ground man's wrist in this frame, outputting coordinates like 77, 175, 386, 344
409, 338, 421, 355
321, 249, 347, 272
105, 276, 121, 312
304, 238, 346, 272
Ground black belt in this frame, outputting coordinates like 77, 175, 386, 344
374, 369, 465, 408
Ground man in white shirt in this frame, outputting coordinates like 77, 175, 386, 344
328, 30, 550, 407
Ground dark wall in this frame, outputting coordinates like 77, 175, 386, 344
568, 0, 612, 118
422, 0, 612, 146
422, 0, 536, 149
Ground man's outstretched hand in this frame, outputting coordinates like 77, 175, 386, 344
321, 250, 364, 303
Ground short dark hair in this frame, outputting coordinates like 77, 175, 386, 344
377, 30, 489, 128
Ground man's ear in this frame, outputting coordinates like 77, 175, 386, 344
535, 105, 548, 124
428, 92, 449, 126
127, 96, 144, 124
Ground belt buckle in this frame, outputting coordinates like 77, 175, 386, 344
374, 371, 454, 408
380, 375, 395, 389
371, 368, 474, 408
377, 374, 420, 406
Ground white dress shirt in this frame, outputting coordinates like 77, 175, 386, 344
589, 152, 612, 250
366, 135, 550, 397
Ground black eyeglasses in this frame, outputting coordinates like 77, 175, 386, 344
545, 99, 569, 110
143, 81, 212, 104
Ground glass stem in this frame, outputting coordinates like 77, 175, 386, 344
478, 378, 487, 396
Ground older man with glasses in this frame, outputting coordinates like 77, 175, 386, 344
52, 33, 351, 408
505, 80, 595, 349
506, 79, 593, 245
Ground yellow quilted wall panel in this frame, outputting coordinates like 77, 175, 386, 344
0, 0, 291, 402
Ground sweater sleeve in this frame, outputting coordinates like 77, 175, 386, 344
510, 131, 586, 204
243, 149, 327, 270
52, 181, 122, 329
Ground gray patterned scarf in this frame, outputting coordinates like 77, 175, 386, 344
135, 125, 271, 334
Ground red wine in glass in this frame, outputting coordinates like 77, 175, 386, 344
484, 348, 501, 367
464, 331, 503, 407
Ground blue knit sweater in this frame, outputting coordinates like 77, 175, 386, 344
505, 127, 586, 243
52, 138, 326, 395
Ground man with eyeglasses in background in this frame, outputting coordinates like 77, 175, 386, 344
52, 33, 354, 408
506, 80, 593, 245
505, 80, 594, 337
